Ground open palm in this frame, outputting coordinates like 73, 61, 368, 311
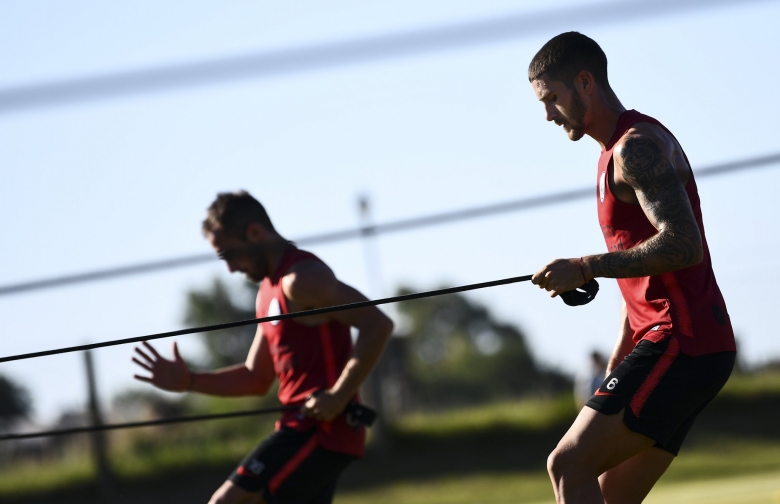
132, 341, 191, 392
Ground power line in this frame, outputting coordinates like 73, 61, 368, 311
0, 0, 773, 113
0, 275, 533, 364
0, 151, 778, 298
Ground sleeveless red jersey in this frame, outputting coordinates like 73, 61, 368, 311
596, 110, 735, 356
257, 247, 364, 457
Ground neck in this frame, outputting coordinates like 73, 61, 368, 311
586, 90, 627, 149
265, 239, 294, 279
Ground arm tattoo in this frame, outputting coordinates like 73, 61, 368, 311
590, 136, 703, 278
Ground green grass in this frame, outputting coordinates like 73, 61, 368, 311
336, 472, 554, 504
2, 371, 780, 502
720, 369, 780, 395
336, 470, 780, 504
393, 395, 576, 436
0, 452, 94, 496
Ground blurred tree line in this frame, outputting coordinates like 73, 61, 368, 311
184, 277, 571, 412
0, 374, 31, 428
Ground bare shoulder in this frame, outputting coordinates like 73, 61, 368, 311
613, 122, 688, 189
614, 123, 675, 163
281, 259, 338, 306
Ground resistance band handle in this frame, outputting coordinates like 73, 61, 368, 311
345, 401, 377, 429
559, 278, 600, 307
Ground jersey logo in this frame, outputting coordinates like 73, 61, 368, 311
599, 171, 607, 203
268, 298, 281, 326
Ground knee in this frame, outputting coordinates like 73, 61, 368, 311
207, 490, 232, 504
547, 446, 587, 487
208, 484, 263, 504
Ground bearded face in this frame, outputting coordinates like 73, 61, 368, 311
532, 75, 589, 142
558, 87, 587, 141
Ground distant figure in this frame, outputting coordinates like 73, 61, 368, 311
574, 351, 608, 409
528, 32, 736, 503
131, 191, 393, 504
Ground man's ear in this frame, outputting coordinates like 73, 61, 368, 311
245, 223, 270, 242
577, 70, 595, 95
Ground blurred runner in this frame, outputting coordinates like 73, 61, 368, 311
132, 191, 393, 504
573, 351, 607, 409
528, 32, 736, 503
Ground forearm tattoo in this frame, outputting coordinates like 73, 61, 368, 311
591, 136, 703, 278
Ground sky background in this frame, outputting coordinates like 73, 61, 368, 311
1, 0, 779, 423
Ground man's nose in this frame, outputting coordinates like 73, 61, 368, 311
545, 105, 558, 122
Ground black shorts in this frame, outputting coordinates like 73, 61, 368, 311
586, 336, 734, 456
228, 427, 356, 504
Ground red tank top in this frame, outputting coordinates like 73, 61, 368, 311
257, 247, 364, 457
597, 110, 735, 356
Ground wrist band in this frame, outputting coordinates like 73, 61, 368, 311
185, 372, 194, 391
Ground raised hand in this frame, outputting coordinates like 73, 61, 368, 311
132, 341, 192, 392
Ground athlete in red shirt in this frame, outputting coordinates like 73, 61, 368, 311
132, 191, 393, 504
527, 33, 735, 503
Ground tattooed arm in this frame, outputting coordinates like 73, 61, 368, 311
531, 126, 702, 296
584, 130, 703, 279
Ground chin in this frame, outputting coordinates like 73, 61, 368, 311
567, 129, 585, 141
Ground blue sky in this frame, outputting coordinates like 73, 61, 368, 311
1, 0, 779, 421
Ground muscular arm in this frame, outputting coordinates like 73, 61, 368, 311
284, 261, 394, 421
132, 325, 276, 397
189, 326, 276, 396
584, 133, 703, 279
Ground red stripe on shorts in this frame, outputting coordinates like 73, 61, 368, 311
629, 337, 680, 418
268, 436, 319, 495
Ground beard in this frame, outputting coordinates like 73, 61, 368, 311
240, 242, 268, 283
562, 89, 587, 141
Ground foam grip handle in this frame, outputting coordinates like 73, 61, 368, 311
345, 401, 377, 429
559, 279, 600, 306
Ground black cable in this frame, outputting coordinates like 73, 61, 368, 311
0, 275, 532, 364
0, 405, 298, 442
1, 151, 778, 298
0, 0, 773, 113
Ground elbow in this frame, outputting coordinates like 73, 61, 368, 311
252, 380, 273, 396
691, 246, 704, 267
247, 369, 274, 396
384, 315, 395, 339
379, 314, 394, 342
689, 231, 704, 267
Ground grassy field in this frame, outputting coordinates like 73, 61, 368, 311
335, 470, 780, 504
1, 371, 779, 503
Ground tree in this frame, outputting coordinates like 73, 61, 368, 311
396, 286, 570, 408
0, 374, 31, 426
184, 277, 257, 367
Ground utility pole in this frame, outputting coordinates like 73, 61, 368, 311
357, 195, 389, 452
84, 350, 115, 500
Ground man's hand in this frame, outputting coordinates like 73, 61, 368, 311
532, 258, 588, 297
132, 341, 192, 392
301, 390, 350, 422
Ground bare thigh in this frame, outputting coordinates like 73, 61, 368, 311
554, 407, 658, 476
599, 446, 674, 504
208, 480, 265, 504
